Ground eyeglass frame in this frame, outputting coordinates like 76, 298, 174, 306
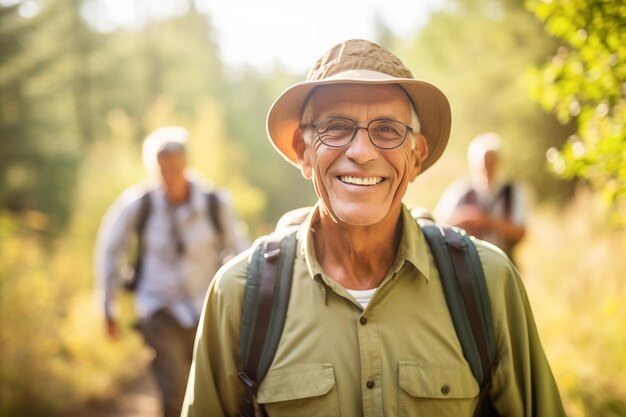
300, 117, 415, 150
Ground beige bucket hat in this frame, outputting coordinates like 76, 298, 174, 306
266, 39, 451, 172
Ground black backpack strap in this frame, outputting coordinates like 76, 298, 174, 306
238, 230, 298, 417
418, 220, 497, 415
460, 187, 479, 206
445, 228, 498, 417
124, 191, 152, 291
207, 192, 223, 236
498, 183, 513, 219
444, 228, 495, 380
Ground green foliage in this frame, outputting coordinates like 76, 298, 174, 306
220, 65, 317, 230
526, 0, 626, 226
187, 98, 267, 229
89, 3, 224, 136
0, 209, 148, 416
398, 0, 576, 206
0, 0, 230, 233
0, 0, 84, 231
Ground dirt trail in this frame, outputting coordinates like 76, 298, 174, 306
66, 367, 160, 417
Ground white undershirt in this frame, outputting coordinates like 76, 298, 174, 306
346, 287, 378, 309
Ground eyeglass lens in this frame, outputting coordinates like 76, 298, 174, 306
315, 118, 409, 149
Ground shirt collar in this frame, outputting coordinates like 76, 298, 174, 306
187, 181, 207, 214
394, 205, 431, 283
298, 203, 431, 284
298, 202, 324, 281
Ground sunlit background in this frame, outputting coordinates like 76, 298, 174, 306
3, 0, 445, 71
0, 0, 624, 416
86, 0, 444, 71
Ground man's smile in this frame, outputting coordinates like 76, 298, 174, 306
338, 175, 384, 186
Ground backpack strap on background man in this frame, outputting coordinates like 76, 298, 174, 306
123, 190, 152, 291
206, 191, 223, 236
238, 229, 298, 417
124, 190, 224, 292
499, 183, 513, 219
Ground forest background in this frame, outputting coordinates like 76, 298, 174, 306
0, 0, 624, 416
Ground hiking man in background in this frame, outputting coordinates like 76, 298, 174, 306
181, 40, 566, 416
94, 126, 248, 417
435, 132, 527, 259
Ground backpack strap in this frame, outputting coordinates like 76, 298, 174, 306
460, 187, 479, 206
237, 211, 497, 416
500, 183, 513, 219
238, 229, 298, 417
124, 191, 152, 291
418, 220, 497, 415
207, 192, 223, 236
444, 227, 495, 382
125, 190, 222, 292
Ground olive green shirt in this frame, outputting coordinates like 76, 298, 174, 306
181, 205, 566, 417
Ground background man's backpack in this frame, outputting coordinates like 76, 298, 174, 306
237, 207, 500, 417
123, 190, 223, 291
459, 182, 519, 256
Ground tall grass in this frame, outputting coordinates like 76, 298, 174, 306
0, 211, 149, 416
517, 188, 626, 417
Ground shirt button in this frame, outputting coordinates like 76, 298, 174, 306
441, 384, 450, 395
359, 316, 368, 325
366, 380, 375, 389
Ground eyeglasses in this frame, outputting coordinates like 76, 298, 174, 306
302, 117, 413, 150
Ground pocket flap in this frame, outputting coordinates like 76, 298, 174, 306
256, 363, 335, 403
399, 362, 479, 399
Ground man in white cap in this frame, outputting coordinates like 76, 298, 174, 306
94, 126, 247, 417
181, 40, 565, 417
435, 133, 527, 259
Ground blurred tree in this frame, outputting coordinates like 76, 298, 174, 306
0, 0, 230, 233
221, 64, 317, 230
526, 0, 626, 226
397, 0, 576, 206
81, 0, 224, 143
0, 0, 100, 232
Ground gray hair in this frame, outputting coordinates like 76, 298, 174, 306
467, 132, 501, 172
142, 126, 189, 173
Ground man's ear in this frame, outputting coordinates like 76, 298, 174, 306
293, 128, 313, 179
409, 134, 429, 181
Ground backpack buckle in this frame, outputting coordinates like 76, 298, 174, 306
238, 371, 259, 393
264, 247, 282, 261
444, 227, 467, 250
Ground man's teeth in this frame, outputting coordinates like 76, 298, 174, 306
339, 176, 383, 186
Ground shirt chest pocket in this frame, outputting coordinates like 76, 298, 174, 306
256, 363, 339, 417
398, 361, 480, 417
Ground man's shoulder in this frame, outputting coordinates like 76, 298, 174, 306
116, 179, 154, 201
472, 237, 518, 291
211, 249, 251, 295
435, 178, 474, 216
444, 178, 474, 195
102, 181, 153, 220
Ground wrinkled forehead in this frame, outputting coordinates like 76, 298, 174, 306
305, 83, 414, 118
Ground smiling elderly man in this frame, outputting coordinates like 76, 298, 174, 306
181, 39, 566, 417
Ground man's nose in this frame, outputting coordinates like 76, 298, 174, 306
345, 127, 378, 164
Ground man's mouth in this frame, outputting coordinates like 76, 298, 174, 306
338, 176, 384, 186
